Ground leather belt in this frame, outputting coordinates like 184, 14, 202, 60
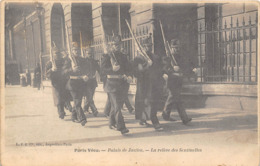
70, 75, 96, 80
107, 75, 125, 79
70, 76, 84, 79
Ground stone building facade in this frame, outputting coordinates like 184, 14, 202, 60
5, 2, 258, 110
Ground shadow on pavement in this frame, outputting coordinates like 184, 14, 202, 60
29, 112, 257, 145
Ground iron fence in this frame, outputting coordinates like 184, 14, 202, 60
198, 13, 258, 84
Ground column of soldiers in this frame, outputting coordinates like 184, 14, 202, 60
45, 34, 192, 135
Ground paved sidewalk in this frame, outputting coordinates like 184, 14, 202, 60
2, 86, 259, 166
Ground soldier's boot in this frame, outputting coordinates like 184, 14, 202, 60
57, 105, 66, 119
75, 102, 87, 126
162, 110, 170, 120
83, 104, 90, 113
71, 107, 77, 122
176, 103, 192, 125
139, 119, 152, 127
120, 128, 129, 135
162, 110, 177, 122
64, 102, 73, 112
153, 123, 163, 131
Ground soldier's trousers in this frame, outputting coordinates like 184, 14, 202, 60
123, 83, 134, 111
108, 91, 126, 131
149, 83, 164, 126
52, 87, 66, 118
57, 103, 65, 118
124, 96, 134, 111
104, 93, 133, 116
69, 90, 86, 122
64, 101, 72, 112
104, 94, 110, 116
150, 101, 160, 125
164, 89, 189, 122
84, 86, 97, 112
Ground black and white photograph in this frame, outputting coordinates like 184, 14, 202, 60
1, 1, 259, 165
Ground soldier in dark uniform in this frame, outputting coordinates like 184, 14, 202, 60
101, 35, 132, 134
34, 63, 41, 90
63, 42, 87, 126
162, 39, 192, 124
82, 47, 100, 117
45, 45, 72, 119
133, 37, 164, 130
103, 87, 134, 118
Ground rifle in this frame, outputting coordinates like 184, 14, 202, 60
125, 19, 151, 63
99, 11, 119, 65
159, 20, 178, 66
80, 31, 84, 57
65, 24, 77, 67
167, 41, 178, 65
50, 42, 57, 70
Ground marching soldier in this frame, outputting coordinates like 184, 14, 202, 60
101, 35, 132, 134
63, 42, 87, 126
45, 45, 72, 119
162, 39, 192, 124
133, 37, 165, 130
82, 47, 100, 116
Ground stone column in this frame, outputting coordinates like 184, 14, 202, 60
36, 3, 45, 87
196, 4, 206, 82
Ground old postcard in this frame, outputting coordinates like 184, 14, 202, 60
1, 0, 259, 165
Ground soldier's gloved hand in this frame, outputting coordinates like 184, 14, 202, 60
138, 64, 144, 71
52, 66, 57, 71
147, 60, 153, 67
122, 74, 127, 81
72, 66, 80, 73
112, 65, 120, 72
173, 66, 180, 72
83, 75, 89, 82
163, 74, 168, 80
126, 76, 132, 84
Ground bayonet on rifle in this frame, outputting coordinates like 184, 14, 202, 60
65, 24, 77, 67
159, 20, 178, 66
167, 41, 178, 66
125, 19, 151, 63
99, 11, 119, 66
80, 31, 84, 57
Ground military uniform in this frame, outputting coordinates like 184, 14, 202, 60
134, 53, 165, 129
101, 35, 132, 134
162, 39, 192, 124
45, 47, 72, 119
63, 43, 87, 126
133, 37, 165, 130
82, 54, 100, 116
